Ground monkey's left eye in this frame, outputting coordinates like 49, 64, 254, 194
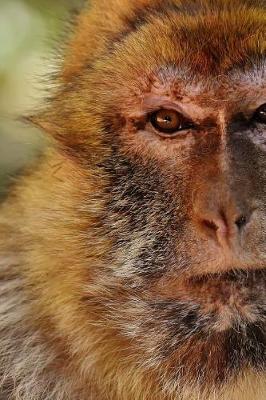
150, 109, 193, 136
253, 103, 266, 124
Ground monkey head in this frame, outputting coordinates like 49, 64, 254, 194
26, 0, 266, 398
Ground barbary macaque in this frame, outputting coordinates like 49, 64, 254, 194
0, 0, 266, 399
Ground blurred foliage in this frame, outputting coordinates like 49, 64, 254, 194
0, 0, 84, 199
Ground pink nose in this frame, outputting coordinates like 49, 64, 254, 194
200, 210, 247, 245
193, 185, 250, 247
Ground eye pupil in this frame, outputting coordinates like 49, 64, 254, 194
156, 112, 178, 129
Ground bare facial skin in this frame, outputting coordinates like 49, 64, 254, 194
0, 1, 266, 399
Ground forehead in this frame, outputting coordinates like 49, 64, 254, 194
148, 65, 266, 107
104, 58, 266, 119
100, 7, 266, 113
118, 68, 266, 125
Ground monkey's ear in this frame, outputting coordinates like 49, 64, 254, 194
21, 110, 63, 139
62, 0, 154, 81
22, 105, 102, 159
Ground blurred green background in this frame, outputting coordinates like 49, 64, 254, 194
0, 0, 83, 199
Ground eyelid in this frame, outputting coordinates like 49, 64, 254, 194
129, 107, 193, 123
128, 101, 190, 119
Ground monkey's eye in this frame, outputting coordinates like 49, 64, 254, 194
253, 104, 266, 124
150, 109, 193, 136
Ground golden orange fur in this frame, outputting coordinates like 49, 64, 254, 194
0, 1, 266, 399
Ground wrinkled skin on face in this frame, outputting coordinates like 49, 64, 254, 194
1, 1, 266, 399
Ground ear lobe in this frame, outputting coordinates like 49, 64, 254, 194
22, 112, 63, 138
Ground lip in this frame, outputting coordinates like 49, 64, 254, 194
154, 268, 266, 318
173, 269, 266, 332
185, 269, 266, 304
188, 268, 266, 286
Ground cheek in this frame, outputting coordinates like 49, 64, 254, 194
101, 151, 196, 281
119, 121, 196, 167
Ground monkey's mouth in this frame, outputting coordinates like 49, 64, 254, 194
187, 268, 266, 299
189, 268, 266, 286
150, 268, 266, 336
155, 268, 266, 319
158, 267, 266, 297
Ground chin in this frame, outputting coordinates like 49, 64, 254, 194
81, 261, 266, 398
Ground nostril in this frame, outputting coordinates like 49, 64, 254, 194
235, 215, 247, 230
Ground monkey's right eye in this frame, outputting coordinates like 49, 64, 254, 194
150, 109, 194, 137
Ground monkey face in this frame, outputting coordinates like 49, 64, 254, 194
94, 74, 266, 392
34, 0, 266, 397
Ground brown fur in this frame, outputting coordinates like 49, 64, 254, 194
0, 0, 266, 399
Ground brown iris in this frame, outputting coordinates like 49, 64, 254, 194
150, 109, 193, 136
254, 103, 266, 124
